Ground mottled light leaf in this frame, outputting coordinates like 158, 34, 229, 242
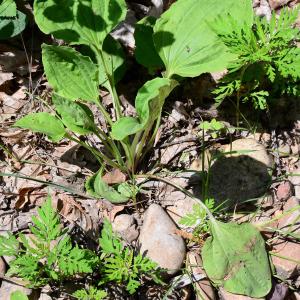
34, 0, 127, 46
0, 10, 26, 39
0, 0, 16, 17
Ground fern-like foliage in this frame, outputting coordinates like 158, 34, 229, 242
73, 286, 107, 300
0, 197, 98, 288
212, 7, 300, 109
99, 219, 163, 294
180, 198, 216, 233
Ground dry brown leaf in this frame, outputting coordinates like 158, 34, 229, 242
102, 168, 126, 185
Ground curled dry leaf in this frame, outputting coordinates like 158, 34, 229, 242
15, 186, 47, 210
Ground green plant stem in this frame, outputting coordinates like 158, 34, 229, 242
139, 116, 161, 163
66, 134, 123, 171
135, 174, 215, 221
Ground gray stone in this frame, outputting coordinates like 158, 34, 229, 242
112, 214, 139, 243
208, 139, 273, 206
138, 204, 186, 275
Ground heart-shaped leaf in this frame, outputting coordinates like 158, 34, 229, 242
202, 220, 272, 297
14, 112, 65, 142
42, 44, 99, 103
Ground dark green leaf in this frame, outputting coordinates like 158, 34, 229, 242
134, 16, 163, 71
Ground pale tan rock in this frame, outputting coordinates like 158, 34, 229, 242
139, 204, 186, 275
219, 288, 264, 300
166, 197, 198, 228
223, 139, 273, 167
272, 197, 300, 278
0, 279, 39, 300
112, 214, 139, 243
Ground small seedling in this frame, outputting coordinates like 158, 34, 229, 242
199, 119, 226, 139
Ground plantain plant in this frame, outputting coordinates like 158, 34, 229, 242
14, 0, 250, 203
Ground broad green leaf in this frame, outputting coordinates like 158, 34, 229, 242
0, 10, 26, 39
153, 0, 251, 77
42, 44, 99, 103
111, 77, 177, 140
10, 291, 29, 300
85, 172, 128, 203
34, 0, 127, 46
134, 16, 163, 71
202, 221, 272, 297
14, 112, 65, 142
52, 94, 96, 135
0, 0, 16, 17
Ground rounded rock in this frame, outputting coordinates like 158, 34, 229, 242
138, 204, 186, 275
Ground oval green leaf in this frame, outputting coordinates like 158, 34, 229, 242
14, 113, 65, 142
10, 291, 29, 300
202, 220, 272, 297
42, 44, 99, 103
153, 0, 251, 78
0, 0, 16, 17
